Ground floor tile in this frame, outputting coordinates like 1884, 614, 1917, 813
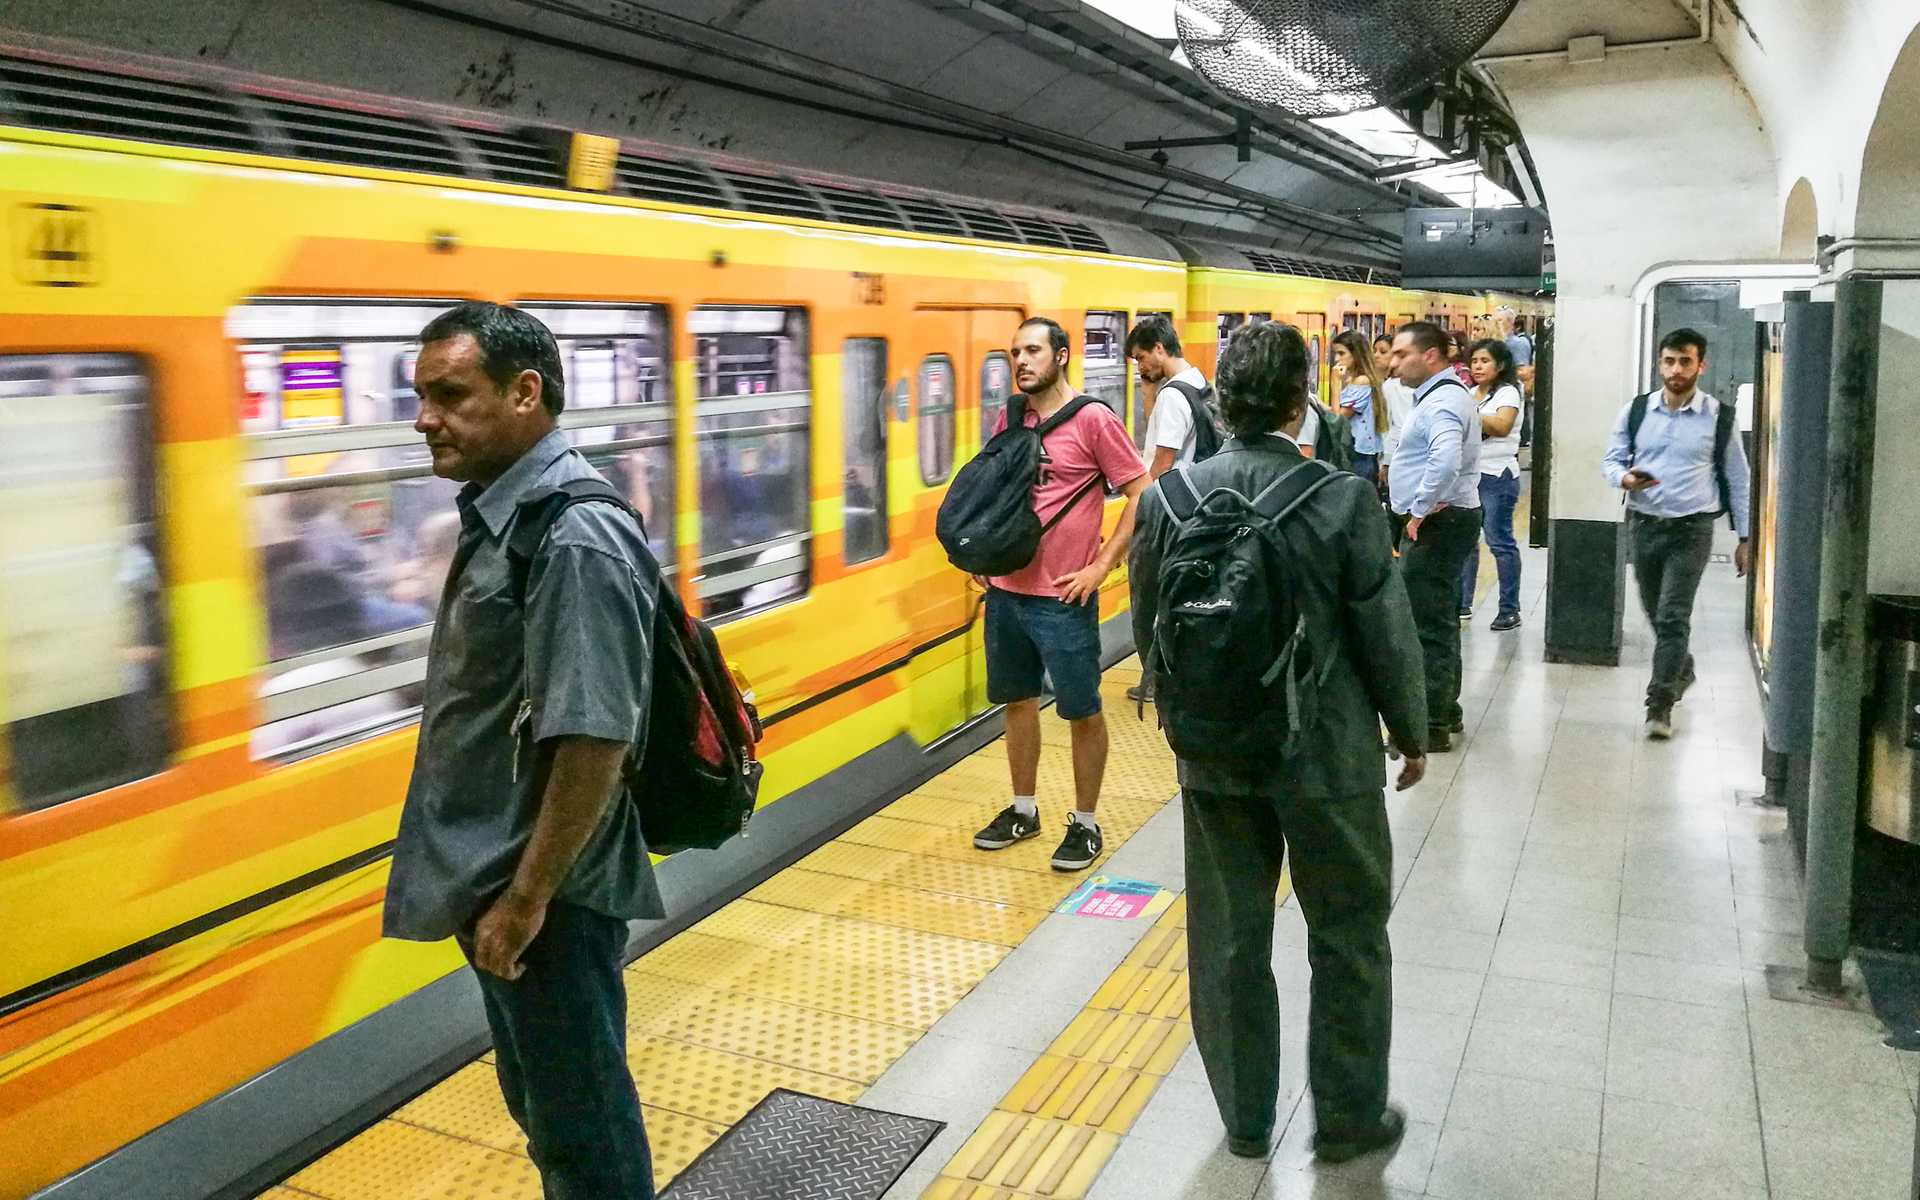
1462, 1018, 1608, 1091
1386, 920, 1496, 974
1603, 1038, 1756, 1119
1763, 1116, 1915, 1200
1490, 933, 1616, 991
1389, 1005, 1473, 1070
1391, 961, 1486, 1017
1443, 1068, 1603, 1154
1423, 1124, 1598, 1200
1607, 992, 1752, 1061
1754, 1060, 1918, 1138
1475, 974, 1613, 1041
1600, 1092, 1767, 1191
1085, 1132, 1268, 1200
1270, 1111, 1440, 1195
1611, 951, 1749, 1009
1509, 867, 1623, 915
1498, 905, 1621, 951
1614, 914, 1743, 966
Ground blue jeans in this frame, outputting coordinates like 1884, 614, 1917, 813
984, 586, 1104, 721
1350, 452, 1378, 485
1458, 472, 1521, 615
468, 901, 655, 1199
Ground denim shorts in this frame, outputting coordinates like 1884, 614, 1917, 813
983, 587, 1104, 721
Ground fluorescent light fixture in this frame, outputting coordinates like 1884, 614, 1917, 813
1312, 107, 1446, 162
1399, 159, 1523, 208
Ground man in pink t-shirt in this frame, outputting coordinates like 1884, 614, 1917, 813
971, 317, 1147, 871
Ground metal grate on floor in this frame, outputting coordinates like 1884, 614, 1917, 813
660, 1089, 942, 1200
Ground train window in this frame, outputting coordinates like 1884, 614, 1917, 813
692, 306, 812, 620
979, 352, 1011, 442
1308, 334, 1323, 400
917, 354, 956, 486
1249, 312, 1272, 324
520, 305, 676, 569
1082, 310, 1127, 418
1217, 312, 1247, 360
0, 355, 170, 810
1131, 310, 1174, 451
230, 299, 677, 762
841, 338, 889, 565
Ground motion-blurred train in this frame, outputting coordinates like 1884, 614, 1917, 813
0, 41, 1548, 1195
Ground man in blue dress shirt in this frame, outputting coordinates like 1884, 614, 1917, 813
1601, 328, 1752, 740
1387, 322, 1483, 753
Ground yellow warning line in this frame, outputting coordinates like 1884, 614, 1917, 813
274, 662, 1179, 1199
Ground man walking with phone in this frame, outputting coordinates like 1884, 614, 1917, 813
1602, 328, 1751, 740
971, 317, 1148, 871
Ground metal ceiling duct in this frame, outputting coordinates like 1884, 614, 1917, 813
1175, 0, 1520, 117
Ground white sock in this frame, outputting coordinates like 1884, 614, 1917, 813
1012, 795, 1038, 818
1070, 810, 1099, 830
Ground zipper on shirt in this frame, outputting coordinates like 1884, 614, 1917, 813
510, 697, 532, 781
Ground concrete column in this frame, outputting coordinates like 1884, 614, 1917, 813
1804, 277, 1883, 990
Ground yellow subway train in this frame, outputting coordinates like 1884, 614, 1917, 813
0, 45, 1548, 1196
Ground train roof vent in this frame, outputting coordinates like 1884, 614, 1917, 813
890, 196, 968, 238
461, 126, 565, 189
616, 153, 729, 208
257, 96, 465, 176
813, 184, 909, 231
1005, 215, 1070, 250
0, 55, 258, 155
949, 204, 1022, 244
1056, 221, 1107, 253
717, 169, 829, 222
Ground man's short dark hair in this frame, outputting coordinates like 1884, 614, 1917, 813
419, 301, 567, 416
1125, 315, 1182, 358
1216, 319, 1309, 437
1395, 321, 1450, 358
1658, 327, 1708, 359
1019, 316, 1071, 356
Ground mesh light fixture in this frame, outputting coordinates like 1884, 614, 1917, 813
1175, 0, 1520, 117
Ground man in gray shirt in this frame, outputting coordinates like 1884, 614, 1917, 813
384, 302, 660, 1199
1388, 321, 1483, 753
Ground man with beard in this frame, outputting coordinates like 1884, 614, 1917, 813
970, 317, 1148, 871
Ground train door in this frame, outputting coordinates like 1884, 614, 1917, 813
903, 307, 1018, 742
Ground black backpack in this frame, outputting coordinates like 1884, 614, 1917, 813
505, 478, 764, 854
1308, 399, 1355, 473
1157, 378, 1226, 462
1147, 453, 1343, 765
936, 392, 1105, 576
1626, 390, 1737, 529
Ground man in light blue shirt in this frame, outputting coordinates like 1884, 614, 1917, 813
1601, 327, 1752, 739
1388, 321, 1482, 752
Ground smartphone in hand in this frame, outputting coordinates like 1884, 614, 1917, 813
1621, 468, 1659, 491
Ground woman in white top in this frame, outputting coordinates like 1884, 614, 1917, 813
1458, 338, 1525, 630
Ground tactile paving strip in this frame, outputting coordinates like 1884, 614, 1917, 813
267, 664, 1178, 1198
916, 893, 1252, 1200
659, 1089, 942, 1200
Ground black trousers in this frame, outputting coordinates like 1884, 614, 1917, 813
467, 900, 655, 1200
1630, 512, 1716, 712
1396, 505, 1481, 733
1183, 787, 1394, 1140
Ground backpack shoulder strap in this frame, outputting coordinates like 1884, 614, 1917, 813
1250, 456, 1338, 522
505, 477, 640, 587
1159, 467, 1202, 521
1712, 394, 1738, 524
1006, 392, 1029, 431
1034, 392, 1098, 437
1626, 391, 1652, 462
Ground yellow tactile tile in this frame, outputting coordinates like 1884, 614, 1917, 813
622, 974, 922, 1081
635, 934, 972, 1027
270, 660, 1182, 1198
748, 869, 1047, 946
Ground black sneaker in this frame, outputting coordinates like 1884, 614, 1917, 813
1313, 1105, 1406, 1163
973, 805, 1041, 850
1458, 605, 1473, 622
1490, 610, 1521, 632
1449, 715, 1465, 734
1646, 708, 1674, 740
1050, 819, 1103, 871
1676, 667, 1697, 705
1427, 727, 1453, 753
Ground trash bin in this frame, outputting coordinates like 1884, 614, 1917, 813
1868, 596, 1920, 844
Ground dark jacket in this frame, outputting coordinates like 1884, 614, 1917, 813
1129, 433, 1427, 798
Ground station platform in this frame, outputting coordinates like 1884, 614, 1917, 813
262, 539, 1918, 1200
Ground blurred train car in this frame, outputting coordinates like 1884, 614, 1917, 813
0, 43, 1549, 1196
